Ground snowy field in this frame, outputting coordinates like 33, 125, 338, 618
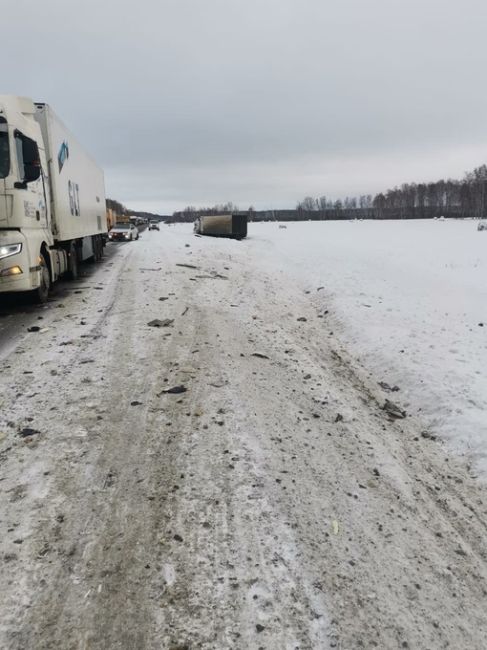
247, 218, 487, 476
2, 221, 487, 648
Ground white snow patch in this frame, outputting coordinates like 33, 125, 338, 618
171, 219, 487, 477
250, 219, 487, 476
162, 563, 176, 587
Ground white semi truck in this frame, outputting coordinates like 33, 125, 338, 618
0, 96, 107, 301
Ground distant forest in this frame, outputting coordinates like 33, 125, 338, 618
106, 198, 167, 222
170, 163, 487, 222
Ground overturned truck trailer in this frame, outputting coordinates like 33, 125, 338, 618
194, 214, 247, 240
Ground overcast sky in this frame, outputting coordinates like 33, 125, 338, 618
2, 0, 487, 213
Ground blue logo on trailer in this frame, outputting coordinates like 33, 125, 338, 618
58, 141, 69, 173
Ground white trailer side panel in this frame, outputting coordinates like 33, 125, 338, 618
34, 104, 107, 242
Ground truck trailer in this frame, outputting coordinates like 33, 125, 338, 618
193, 213, 247, 239
0, 96, 107, 301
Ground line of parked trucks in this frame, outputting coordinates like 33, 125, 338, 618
0, 95, 159, 303
0, 95, 107, 302
0, 95, 246, 304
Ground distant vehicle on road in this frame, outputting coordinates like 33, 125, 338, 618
108, 223, 139, 241
478, 220, 487, 231
149, 221, 160, 231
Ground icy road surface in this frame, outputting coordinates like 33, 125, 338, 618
0, 222, 486, 650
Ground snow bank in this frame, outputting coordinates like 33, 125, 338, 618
244, 219, 487, 475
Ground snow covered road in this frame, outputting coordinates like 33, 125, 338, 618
0, 224, 487, 649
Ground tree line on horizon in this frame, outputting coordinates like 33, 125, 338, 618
169, 162, 487, 222
295, 163, 487, 220
106, 198, 166, 222
109, 162, 487, 223
169, 202, 249, 223
106, 198, 126, 216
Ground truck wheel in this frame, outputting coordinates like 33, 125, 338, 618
35, 254, 50, 303
93, 235, 102, 262
67, 242, 79, 280
97, 236, 104, 260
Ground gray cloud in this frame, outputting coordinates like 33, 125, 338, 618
2, 0, 486, 212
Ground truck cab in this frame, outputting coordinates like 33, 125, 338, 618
0, 96, 55, 300
0, 96, 106, 302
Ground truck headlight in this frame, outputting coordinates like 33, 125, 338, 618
0, 243, 22, 260
0, 265, 22, 276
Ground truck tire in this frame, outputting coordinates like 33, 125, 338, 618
67, 242, 79, 280
96, 236, 104, 260
35, 254, 50, 303
92, 235, 102, 262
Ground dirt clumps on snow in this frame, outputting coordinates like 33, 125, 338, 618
0, 227, 486, 649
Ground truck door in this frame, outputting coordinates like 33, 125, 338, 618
0, 119, 9, 224
14, 130, 47, 228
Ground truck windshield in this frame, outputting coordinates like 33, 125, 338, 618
0, 119, 9, 179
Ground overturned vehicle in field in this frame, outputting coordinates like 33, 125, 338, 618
193, 214, 247, 240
